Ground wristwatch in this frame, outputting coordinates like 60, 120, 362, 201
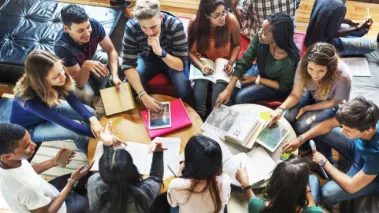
159, 49, 167, 58
319, 159, 327, 167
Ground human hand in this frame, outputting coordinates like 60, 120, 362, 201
201, 64, 214, 75
148, 28, 162, 56
269, 108, 284, 127
70, 161, 95, 181
312, 151, 327, 164
111, 75, 122, 88
295, 106, 308, 120
282, 138, 302, 153
84, 60, 109, 77
141, 94, 163, 112
53, 148, 76, 166
223, 64, 233, 75
149, 141, 168, 153
89, 116, 103, 138
358, 18, 373, 30
236, 163, 249, 187
240, 76, 257, 85
347, 19, 360, 27
215, 88, 232, 108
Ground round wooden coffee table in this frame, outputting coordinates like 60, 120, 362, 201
88, 94, 203, 163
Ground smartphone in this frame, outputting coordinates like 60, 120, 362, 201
56, 149, 73, 167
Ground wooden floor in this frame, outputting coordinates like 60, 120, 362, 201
57, 0, 379, 40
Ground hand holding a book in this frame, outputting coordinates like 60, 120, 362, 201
223, 64, 233, 75
236, 163, 249, 187
201, 64, 214, 75
141, 94, 163, 112
149, 141, 168, 153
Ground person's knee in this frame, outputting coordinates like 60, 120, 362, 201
294, 120, 311, 135
235, 91, 248, 104
321, 183, 340, 206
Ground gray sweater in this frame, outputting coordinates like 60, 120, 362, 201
87, 150, 164, 213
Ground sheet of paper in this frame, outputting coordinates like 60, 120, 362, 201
150, 137, 181, 178
340, 57, 371, 77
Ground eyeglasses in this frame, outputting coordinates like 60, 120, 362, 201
209, 9, 229, 20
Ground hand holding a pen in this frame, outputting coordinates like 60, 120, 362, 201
358, 18, 373, 30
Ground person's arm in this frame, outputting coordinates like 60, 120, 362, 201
32, 159, 55, 174
162, 22, 189, 71
228, 13, 241, 65
306, 186, 316, 207
149, 151, 164, 180
65, 64, 90, 89
231, 0, 242, 27
313, 152, 377, 193
24, 99, 94, 138
99, 35, 122, 86
282, 117, 340, 153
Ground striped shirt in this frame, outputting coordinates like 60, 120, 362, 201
121, 12, 188, 71
304, 0, 346, 47
237, 0, 297, 39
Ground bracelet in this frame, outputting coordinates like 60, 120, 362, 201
67, 178, 78, 187
306, 189, 312, 193
297, 135, 305, 144
137, 90, 147, 100
277, 106, 285, 111
255, 75, 261, 84
243, 185, 253, 191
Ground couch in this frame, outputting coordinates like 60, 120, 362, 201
0, 0, 123, 84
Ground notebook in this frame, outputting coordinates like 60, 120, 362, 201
91, 137, 181, 178
141, 98, 192, 139
100, 82, 136, 116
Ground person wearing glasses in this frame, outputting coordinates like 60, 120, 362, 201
188, 0, 240, 119
269, 43, 351, 143
215, 13, 300, 107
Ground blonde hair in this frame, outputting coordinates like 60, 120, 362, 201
14, 50, 75, 108
133, 0, 160, 20
298, 42, 339, 101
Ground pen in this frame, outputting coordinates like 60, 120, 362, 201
367, 8, 370, 18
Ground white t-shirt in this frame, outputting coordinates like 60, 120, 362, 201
167, 173, 231, 213
0, 160, 66, 213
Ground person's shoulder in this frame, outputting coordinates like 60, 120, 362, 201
125, 17, 141, 32
303, 206, 324, 213
228, 13, 239, 26
163, 12, 184, 30
54, 29, 69, 46
169, 177, 192, 189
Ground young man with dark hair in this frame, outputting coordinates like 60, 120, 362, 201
54, 4, 122, 100
0, 123, 92, 213
122, 0, 191, 112
282, 96, 379, 205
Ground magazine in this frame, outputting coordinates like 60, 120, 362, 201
189, 58, 241, 88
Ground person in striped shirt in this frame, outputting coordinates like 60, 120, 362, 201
121, 0, 191, 111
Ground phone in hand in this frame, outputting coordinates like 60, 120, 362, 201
56, 149, 73, 167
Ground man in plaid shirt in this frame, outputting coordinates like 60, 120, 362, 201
232, 0, 298, 39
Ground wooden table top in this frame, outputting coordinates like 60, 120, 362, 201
88, 94, 203, 163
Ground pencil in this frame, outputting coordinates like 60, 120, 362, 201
367, 8, 370, 18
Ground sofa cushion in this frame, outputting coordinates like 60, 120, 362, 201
0, 0, 122, 84
0, 98, 12, 123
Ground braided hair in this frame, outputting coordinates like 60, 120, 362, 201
257, 13, 300, 73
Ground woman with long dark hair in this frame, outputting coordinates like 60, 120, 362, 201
87, 135, 165, 213
168, 135, 231, 213
216, 12, 300, 106
188, 0, 240, 119
236, 155, 322, 213
270, 43, 351, 151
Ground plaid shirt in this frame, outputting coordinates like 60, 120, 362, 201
237, 0, 297, 39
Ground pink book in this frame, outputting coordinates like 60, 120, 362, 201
141, 98, 192, 139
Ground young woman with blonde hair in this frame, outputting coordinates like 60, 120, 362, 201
270, 42, 351, 140
10, 50, 102, 154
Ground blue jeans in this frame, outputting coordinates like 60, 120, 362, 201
331, 36, 377, 57
235, 64, 289, 104
309, 174, 321, 205
136, 53, 191, 100
313, 127, 379, 206
29, 101, 93, 154
284, 91, 338, 135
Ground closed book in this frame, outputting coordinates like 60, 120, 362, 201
141, 98, 192, 139
100, 82, 135, 116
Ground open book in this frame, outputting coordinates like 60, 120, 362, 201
189, 58, 241, 88
223, 147, 276, 187
202, 105, 289, 151
91, 137, 181, 178
100, 82, 136, 116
